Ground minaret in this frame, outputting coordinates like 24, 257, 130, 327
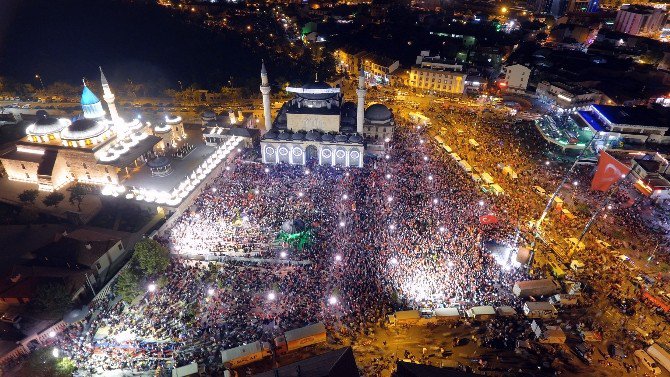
99, 67, 121, 126
260, 61, 272, 131
356, 65, 366, 135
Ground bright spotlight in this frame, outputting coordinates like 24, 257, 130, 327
148, 283, 157, 292
328, 296, 338, 305
254, 189, 260, 195
52, 348, 59, 358
207, 288, 215, 296
335, 254, 342, 262
304, 169, 310, 175
264, 168, 270, 173
212, 187, 217, 193
439, 226, 445, 232
385, 154, 390, 160
390, 257, 399, 265
339, 220, 346, 227
478, 200, 484, 206
298, 191, 304, 197
389, 224, 396, 230
385, 173, 391, 179
280, 251, 288, 258
267, 291, 276, 301
387, 196, 393, 202
423, 156, 428, 161
433, 198, 438, 204
428, 175, 433, 181
342, 194, 348, 200
48, 331, 56, 338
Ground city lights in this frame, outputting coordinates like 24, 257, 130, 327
335, 254, 342, 262
328, 296, 338, 305
148, 283, 157, 292
267, 291, 276, 301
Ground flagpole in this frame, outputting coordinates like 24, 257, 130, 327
536, 134, 598, 230
574, 169, 633, 254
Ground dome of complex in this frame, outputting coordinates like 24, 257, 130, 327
365, 104, 392, 122
264, 130, 278, 139
28, 116, 69, 136
298, 81, 337, 100
35, 110, 49, 118
61, 118, 108, 140
81, 85, 105, 119
321, 133, 334, 142
147, 156, 171, 169
348, 134, 363, 143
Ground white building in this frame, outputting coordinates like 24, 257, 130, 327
614, 4, 668, 36
536, 81, 601, 111
503, 64, 531, 91
408, 51, 466, 94
260, 64, 394, 166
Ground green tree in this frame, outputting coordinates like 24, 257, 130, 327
68, 184, 87, 211
31, 282, 71, 316
42, 192, 65, 208
132, 239, 170, 276
18, 189, 39, 205
17, 348, 76, 377
115, 268, 142, 304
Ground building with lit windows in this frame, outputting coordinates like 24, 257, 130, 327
614, 4, 668, 36
260, 63, 393, 167
536, 81, 602, 111
408, 51, 466, 94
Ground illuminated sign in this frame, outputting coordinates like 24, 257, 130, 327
286, 87, 341, 94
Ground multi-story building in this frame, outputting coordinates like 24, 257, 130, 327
408, 51, 466, 94
614, 5, 668, 36
536, 81, 602, 111
503, 64, 531, 91
335, 48, 399, 85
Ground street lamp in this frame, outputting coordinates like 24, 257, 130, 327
35, 74, 45, 90
207, 288, 215, 296
52, 348, 59, 358
280, 251, 287, 258
148, 283, 157, 293
267, 291, 276, 301
328, 296, 338, 305
334, 254, 342, 262
48, 331, 56, 338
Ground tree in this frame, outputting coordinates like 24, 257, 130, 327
18, 189, 39, 205
42, 192, 64, 208
68, 184, 87, 211
132, 239, 170, 276
17, 348, 76, 377
115, 268, 142, 304
31, 282, 72, 316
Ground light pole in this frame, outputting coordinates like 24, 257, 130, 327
35, 74, 45, 90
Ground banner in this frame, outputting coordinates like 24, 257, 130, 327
479, 214, 498, 225
591, 151, 630, 192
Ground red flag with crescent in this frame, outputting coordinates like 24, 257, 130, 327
591, 151, 630, 192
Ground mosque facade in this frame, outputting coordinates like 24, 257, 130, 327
259, 63, 395, 167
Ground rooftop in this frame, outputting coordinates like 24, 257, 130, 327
592, 105, 667, 129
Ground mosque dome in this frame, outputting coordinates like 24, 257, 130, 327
365, 104, 392, 122
321, 133, 334, 142
201, 110, 216, 121
334, 134, 349, 143
264, 130, 278, 139
61, 118, 108, 140
341, 101, 357, 118
147, 156, 171, 169
305, 130, 321, 141
277, 131, 291, 141
298, 82, 337, 100
81, 85, 106, 119
28, 115, 69, 136
348, 134, 363, 143
35, 110, 49, 118
291, 131, 306, 141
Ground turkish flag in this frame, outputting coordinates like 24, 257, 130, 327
479, 214, 498, 225
591, 151, 630, 192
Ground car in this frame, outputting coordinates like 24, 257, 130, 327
453, 338, 469, 347
572, 343, 592, 365
608, 343, 626, 358
532, 186, 546, 196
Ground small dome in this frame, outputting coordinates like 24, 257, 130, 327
334, 134, 349, 142
340, 123, 355, 134
277, 131, 291, 141
35, 110, 49, 118
305, 130, 321, 141
298, 81, 337, 100
321, 133, 334, 142
61, 118, 108, 140
28, 116, 69, 136
291, 132, 306, 141
365, 104, 392, 122
147, 156, 171, 169
201, 110, 216, 119
264, 130, 278, 139
348, 134, 363, 143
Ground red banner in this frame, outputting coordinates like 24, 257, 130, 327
479, 214, 498, 225
591, 151, 630, 192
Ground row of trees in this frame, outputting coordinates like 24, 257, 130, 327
115, 238, 170, 303
17, 184, 87, 211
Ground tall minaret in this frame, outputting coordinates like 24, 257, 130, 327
99, 67, 121, 126
356, 65, 366, 135
260, 61, 272, 131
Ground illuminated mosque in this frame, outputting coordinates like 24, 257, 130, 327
259, 62, 395, 167
0, 68, 241, 207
